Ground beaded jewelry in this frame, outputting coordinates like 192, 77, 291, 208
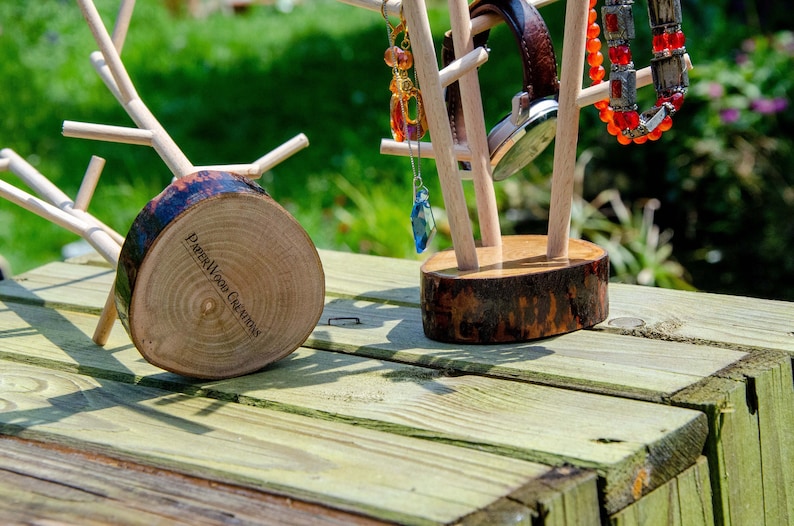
585, 0, 689, 145
382, 2, 435, 253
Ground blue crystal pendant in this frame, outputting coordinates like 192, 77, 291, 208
410, 188, 436, 253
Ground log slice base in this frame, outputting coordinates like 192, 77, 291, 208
116, 171, 325, 379
420, 235, 608, 343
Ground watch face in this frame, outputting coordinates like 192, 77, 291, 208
489, 100, 558, 181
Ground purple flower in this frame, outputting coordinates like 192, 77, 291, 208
707, 83, 724, 98
750, 97, 788, 114
720, 108, 741, 123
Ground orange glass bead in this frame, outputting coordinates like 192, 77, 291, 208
658, 116, 673, 132
632, 135, 649, 145
589, 0, 598, 8
587, 22, 601, 39
587, 51, 603, 67
586, 37, 602, 54
589, 65, 606, 82
384, 46, 400, 67
588, 8, 598, 24
648, 128, 664, 141
617, 133, 633, 145
599, 107, 614, 123
606, 122, 621, 136
384, 46, 412, 70
594, 99, 610, 111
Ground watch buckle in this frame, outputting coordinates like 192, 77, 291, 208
510, 92, 531, 126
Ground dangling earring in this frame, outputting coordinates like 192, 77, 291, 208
382, 2, 436, 253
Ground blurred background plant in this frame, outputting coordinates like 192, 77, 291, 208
1, 0, 792, 300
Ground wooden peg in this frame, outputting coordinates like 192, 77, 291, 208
380, 139, 472, 162
193, 133, 310, 178
111, 0, 136, 53
76, 0, 138, 103
74, 155, 106, 212
63, 121, 154, 146
92, 286, 119, 346
438, 46, 490, 88
251, 133, 310, 175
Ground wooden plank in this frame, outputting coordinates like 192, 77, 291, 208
0, 435, 386, 526
610, 456, 713, 526
0, 260, 114, 314
0, 361, 584, 526
0, 262, 749, 398
0, 299, 706, 515
16, 256, 793, 360
316, 297, 746, 400
318, 250, 794, 356
602, 285, 794, 356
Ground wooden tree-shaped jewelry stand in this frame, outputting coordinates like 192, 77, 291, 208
342, 0, 688, 343
0, 0, 325, 380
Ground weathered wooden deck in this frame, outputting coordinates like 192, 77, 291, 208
0, 249, 791, 525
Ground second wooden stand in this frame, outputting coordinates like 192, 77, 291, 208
420, 235, 609, 343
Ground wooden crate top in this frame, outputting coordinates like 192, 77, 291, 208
0, 250, 792, 524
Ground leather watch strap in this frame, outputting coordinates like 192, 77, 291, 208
444, 0, 558, 145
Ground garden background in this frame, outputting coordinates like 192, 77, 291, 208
1, 0, 792, 300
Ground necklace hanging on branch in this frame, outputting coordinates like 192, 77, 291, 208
585, 0, 689, 145
382, 2, 435, 253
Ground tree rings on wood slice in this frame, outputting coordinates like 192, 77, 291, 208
115, 171, 325, 379
420, 235, 608, 343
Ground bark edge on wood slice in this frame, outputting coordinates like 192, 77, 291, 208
421, 235, 608, 343
115, 170, 325, 379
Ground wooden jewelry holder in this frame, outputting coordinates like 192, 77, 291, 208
342, 0, 688, 343
0, 0, 324, 379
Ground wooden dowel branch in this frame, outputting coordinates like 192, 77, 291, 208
546, 0, 590, 260
63, 121, 154, 146
1, 148, 125, 246
73, 0, 309, 184
111, 0, 136, 54
380, 139, 472, 162
448, 0, 501, 248
0, 180, 120, 265
93, 287, 119, 346
252, 132, 310, 174
76, 0, 194, 178
90, 51, 124, 103
438, 46, 489, 88
74, 156, 107, 212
